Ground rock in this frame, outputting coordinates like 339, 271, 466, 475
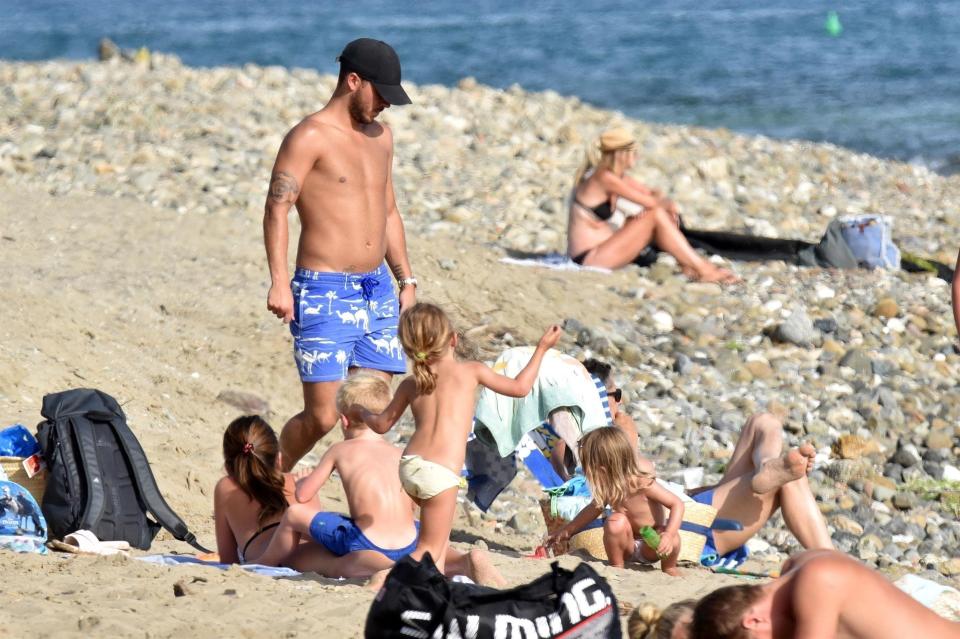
874, 297, 899, 319
838, 349, 873, 377
871, 484, 896, 502
673, 353, 693, 375
98, 38, 120, 61
942, 465, 960, 482
745, 360, 775, 380
813, 317, 838, 333
774, 308, 819, 347
939, 558, 960, 577
833, 434, 879, 460
651, 310, 674, 333
892, 443, 922, 468
506, 510, 541, 535
831, 515, 864, 536
925, 430, 954, 450
893, 492, 918, 510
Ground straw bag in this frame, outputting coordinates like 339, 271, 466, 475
0, 457, 46, 504
559, 500, 720, 565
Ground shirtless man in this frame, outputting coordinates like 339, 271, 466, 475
256, 374, 505, 586
691, 549, 959, 639
264, 38, 417, 470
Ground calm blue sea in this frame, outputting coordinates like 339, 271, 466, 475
3, 0, 959, 173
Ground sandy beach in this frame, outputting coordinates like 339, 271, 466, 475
1, 56, 959, 637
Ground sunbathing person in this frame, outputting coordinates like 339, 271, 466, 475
253, 373, 506, 585
567, 127, 738, 283
691, 549, 960, 638
682, 413, 833, 565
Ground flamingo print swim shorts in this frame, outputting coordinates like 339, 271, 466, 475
289, 263, 407, 382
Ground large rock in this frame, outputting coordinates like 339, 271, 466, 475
774, 308, 819, 347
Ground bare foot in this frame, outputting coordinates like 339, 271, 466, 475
366, 567, 391, 591
465, 549, 507, 588
751, 445, 814, 494
662, 567, 682, 577
693, 266, 741, 284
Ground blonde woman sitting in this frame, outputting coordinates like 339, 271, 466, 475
568, 127, 738, 283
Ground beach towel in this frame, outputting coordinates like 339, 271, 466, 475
465, 369, 611, 511
500, 253, 611, 273
136, 554, 301, 578
474, 348, 609, 458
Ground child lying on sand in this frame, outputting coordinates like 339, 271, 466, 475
691, 549, 960, 639
256, 373, 505, 586
545, 427, 685, 576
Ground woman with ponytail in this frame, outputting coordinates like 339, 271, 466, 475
567, 127, 738, 283
628, 600, 696, 639
214, 415, 319, 564
350, 302, 562, 574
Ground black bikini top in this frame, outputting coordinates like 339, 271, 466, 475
575, 197, 614, 222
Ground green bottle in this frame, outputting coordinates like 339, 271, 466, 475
640, 526, 661, 551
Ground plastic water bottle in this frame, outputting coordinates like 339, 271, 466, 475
640, 525, 661, 551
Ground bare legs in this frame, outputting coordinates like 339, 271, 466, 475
279, 368, 393, 471
707, 413, 832, 555
409, 487, 459, 575
603, 512, 680, 576
582, 207, 738, 283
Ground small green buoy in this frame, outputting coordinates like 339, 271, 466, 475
825, 10, 843, 37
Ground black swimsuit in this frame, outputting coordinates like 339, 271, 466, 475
572, 198, 614, 264
239, 521, 280, 563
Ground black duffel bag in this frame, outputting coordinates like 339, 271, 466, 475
365, 553, 621, 638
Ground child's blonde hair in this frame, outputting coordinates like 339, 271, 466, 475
336, 373, 391, 415
628, 600, 696, 639
579, 427, 654, 510
398, 302, 455, 395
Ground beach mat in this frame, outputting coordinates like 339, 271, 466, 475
135, 554, 301, 578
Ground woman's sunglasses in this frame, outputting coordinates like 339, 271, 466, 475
607, 388, 622, 402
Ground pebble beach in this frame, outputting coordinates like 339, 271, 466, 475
1, 52, 959, 636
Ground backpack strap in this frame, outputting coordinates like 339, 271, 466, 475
69, 415, 108, 530
104, 414, 211, 553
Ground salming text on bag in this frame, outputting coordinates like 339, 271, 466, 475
365, 553, 621, 639
36, 388, 209, 552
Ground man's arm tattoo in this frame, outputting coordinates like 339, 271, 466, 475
390, 262, 406, 281
268, 170, 300, 204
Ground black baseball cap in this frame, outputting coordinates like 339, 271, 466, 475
337, 38, 412, 106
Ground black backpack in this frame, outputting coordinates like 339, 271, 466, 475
36, 388, 209, 552
365, 553, 621, 638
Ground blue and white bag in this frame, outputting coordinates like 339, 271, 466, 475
839, 214, 901, 270
0, 479, 47, 554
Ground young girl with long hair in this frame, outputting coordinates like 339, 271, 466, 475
567, 127, 738, 283
214, 415, 298, 564
351, 302, 562, 573
545, 427, 686, 576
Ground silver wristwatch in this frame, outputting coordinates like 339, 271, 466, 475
398, 276, 418, 291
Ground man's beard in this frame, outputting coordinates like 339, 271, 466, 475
348, 92, 374, 124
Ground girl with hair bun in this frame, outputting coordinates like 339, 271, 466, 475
567, 127, 738, 283
351, 302, 562, 574
628, 600, 696, 639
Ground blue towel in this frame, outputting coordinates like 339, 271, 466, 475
136, 554, 301, 578
0, 424, 40, 458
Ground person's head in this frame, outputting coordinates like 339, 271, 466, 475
582, 358, 622, 419
579, 427, 651, 509
573, 127, 637, 185
222, 415, 287, 525
398, 302, 456, 395
335, 38, 412, 124
337, 372, 392, 432
628, 600, 696, 639
690, 585, 768, 639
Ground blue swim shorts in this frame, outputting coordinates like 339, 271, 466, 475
289, 264, 407, 382
308, 512, 419, 562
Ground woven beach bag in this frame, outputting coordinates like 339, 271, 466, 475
0, 457, 47, 504
564, 500, 719, 564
